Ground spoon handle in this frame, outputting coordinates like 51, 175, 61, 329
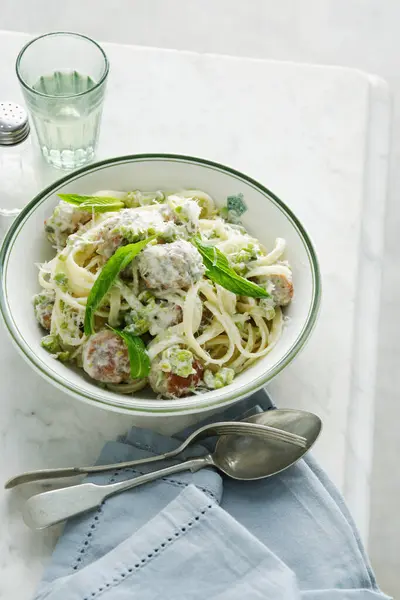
103, 456, 211, 496
22, 456, 211, 530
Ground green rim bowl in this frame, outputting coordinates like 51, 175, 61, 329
0, 154, 321, 417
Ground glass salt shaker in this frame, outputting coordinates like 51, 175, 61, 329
0, 101, 38, 239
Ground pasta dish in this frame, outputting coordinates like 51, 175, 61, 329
33, 189, 293, 398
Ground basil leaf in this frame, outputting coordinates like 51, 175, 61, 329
108, 327, 150, 379
193, 237, 270, 298
84, 237, 155, 335
58, 194, 125, 213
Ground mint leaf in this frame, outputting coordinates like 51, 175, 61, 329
108, 327, 150, 378
193, 237, 270, 298
58, 194, 124, 213
84, 237, 156, 335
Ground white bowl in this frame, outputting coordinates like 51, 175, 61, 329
0, 154, 321, 416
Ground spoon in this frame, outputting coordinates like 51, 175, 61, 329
5, 419, 306, 489
22, 412, 321, 530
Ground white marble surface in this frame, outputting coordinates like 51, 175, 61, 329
0, 30, 390, 600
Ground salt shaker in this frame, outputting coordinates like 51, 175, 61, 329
0, 101, 37, 238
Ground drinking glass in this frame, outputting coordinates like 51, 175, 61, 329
16, 32, 109, 170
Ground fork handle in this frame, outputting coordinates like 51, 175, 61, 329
4, 450, 180, 489
4, 467, 84, 488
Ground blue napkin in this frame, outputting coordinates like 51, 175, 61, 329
34, 390, 391, 599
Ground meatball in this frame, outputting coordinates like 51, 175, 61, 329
269, 274, 293, 306
82, 330, 131, 384
33, 291, 55, 331
95, 208, 172, 258
45, 201, 91, 249
138, 240, 205, 291
149, 353, 204, 398
147, 300, 182, 336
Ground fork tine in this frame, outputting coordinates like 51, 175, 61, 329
218, 423, 306, 442
213, 423, 307, 448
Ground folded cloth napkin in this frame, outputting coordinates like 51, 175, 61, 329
35, 390, 391, 600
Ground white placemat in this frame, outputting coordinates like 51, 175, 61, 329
0, 30, 390, 599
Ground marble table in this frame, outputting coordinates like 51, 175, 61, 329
0, 30, 390, 600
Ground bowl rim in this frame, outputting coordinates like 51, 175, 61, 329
0, 153, 321, 415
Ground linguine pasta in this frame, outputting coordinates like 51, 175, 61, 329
33, 189, 293, 399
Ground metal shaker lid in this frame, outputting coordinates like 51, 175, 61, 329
0, 102, 30, 146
